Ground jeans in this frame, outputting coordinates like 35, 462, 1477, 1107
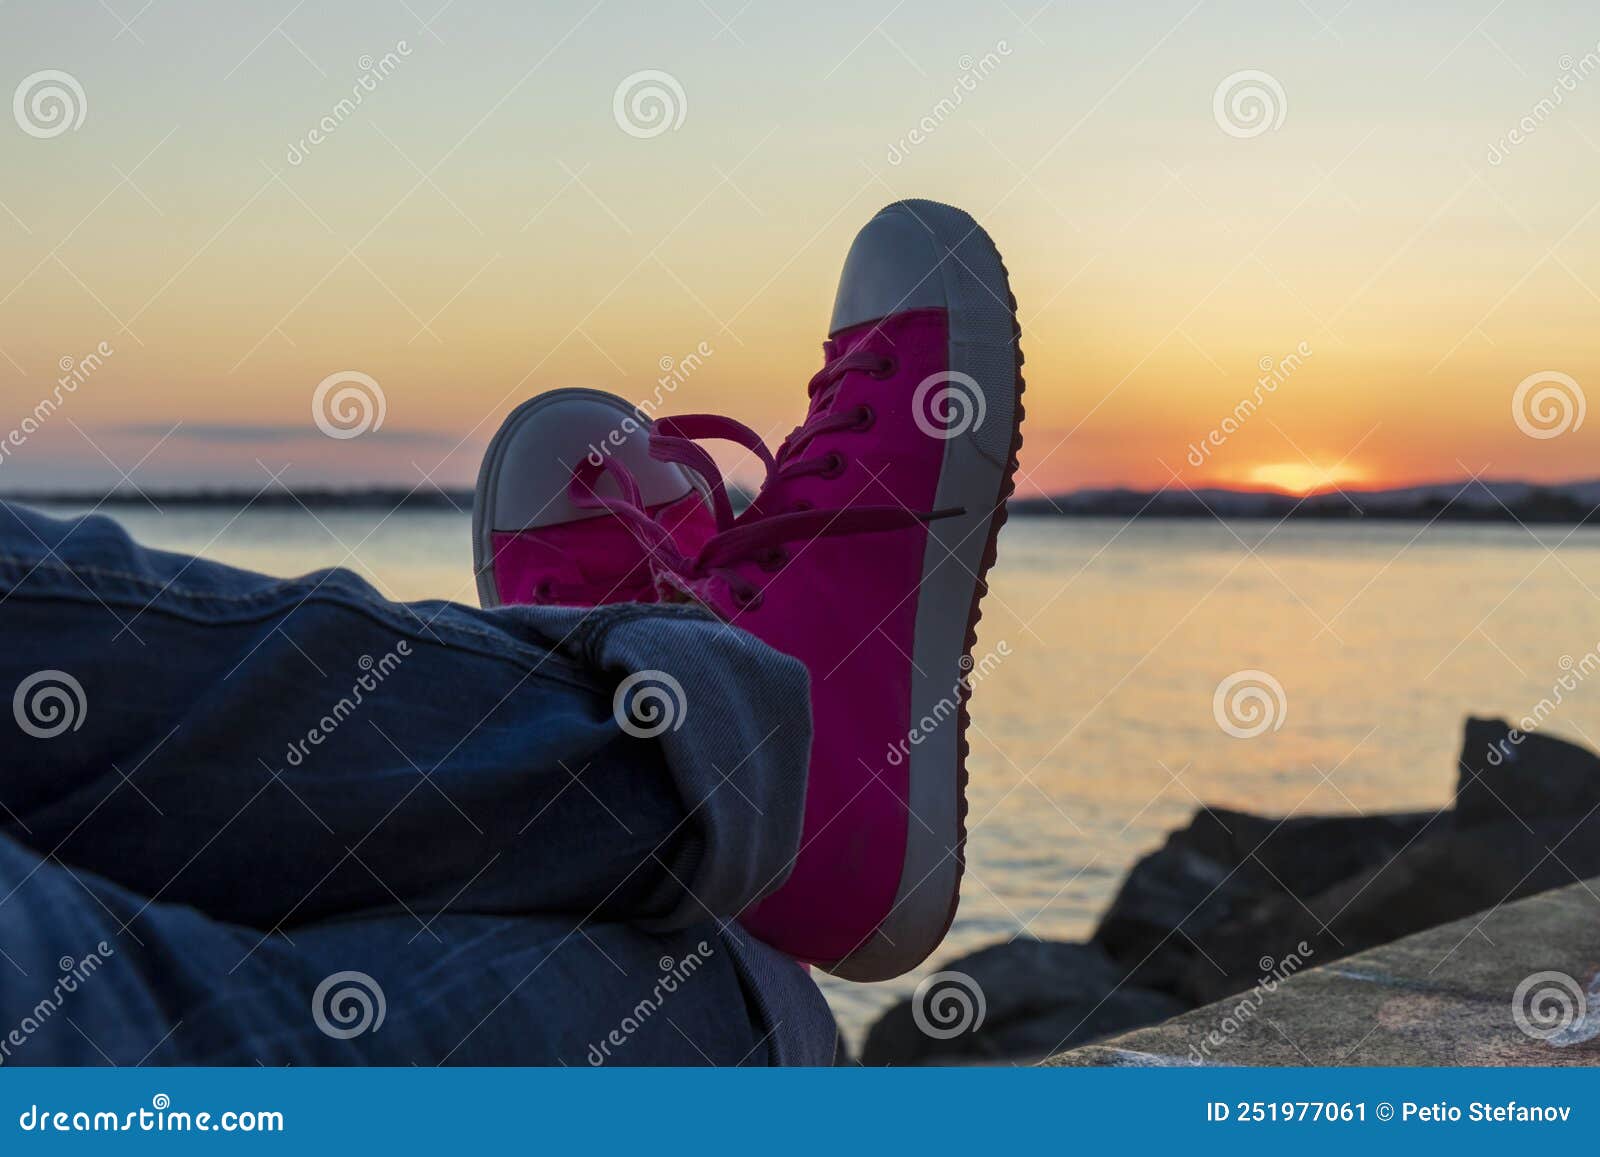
0, 501, 837, 1065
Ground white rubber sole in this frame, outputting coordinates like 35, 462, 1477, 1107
825, 200, 1023, 982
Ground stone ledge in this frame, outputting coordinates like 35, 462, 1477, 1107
1045, 877, 1600, 1066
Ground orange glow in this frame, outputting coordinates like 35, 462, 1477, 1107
1244, 462, 1372, 496
3, 10, 1599, 496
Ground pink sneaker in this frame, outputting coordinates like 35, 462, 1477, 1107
641, 201, 1026, 979
472, 388, 716, 608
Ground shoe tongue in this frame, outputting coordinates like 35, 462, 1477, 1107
814, 338, 860, 414
809, 365, 847, 421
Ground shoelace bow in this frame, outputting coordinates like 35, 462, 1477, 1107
567, 346, 961, 609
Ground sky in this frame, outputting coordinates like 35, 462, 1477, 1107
1, 0, 1598, 496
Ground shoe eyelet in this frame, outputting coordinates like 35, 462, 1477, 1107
534, 581, 553, 602
852, 404, 876, 431
757, 547, 789, 573
869, 355, 898, 379
820, 451, 846, 479
733, 588, 765, 612
790, 500, 815, 513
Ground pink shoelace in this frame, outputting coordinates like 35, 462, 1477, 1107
519, 457, 693, 605
567, 345, 961, 611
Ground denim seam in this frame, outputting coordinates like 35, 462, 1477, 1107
0, 566, 597, 689
567, 601, 720, 667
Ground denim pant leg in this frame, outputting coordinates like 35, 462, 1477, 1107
0, 833, 775, 1066
0, 501, 835, 1065
0, 501, 811, 932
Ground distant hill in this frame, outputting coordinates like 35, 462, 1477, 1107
8, 477, 1600, 525
4, 487, 476, 511
1013, 478, 1600, 523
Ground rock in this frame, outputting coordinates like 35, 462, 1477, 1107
860, 940, 1186, 1066
1048, 873, 1600, 1068
878, 718, 1600, 1062
1457, 716, 1600, 829
1182, 810, 1600, 1005
1092, 807, 1437, 996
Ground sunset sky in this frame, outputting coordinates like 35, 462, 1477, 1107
2, 0, 1598, 496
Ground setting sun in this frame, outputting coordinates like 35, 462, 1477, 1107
1244, 462, 1372, 496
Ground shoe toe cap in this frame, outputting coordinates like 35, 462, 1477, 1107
485, 392, 695, 531
829, 203, 951, 335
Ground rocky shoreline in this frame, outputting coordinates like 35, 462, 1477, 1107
862, 717, 1600, 1065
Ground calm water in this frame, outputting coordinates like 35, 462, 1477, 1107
35, 504, 1600, 1046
